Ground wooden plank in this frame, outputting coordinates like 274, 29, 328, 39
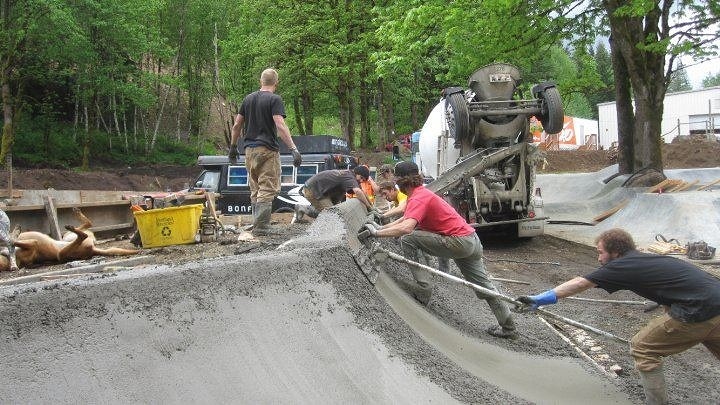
80, 190, 129, 203
664, 181, 686, 193
43, 195, 62, 239
646, 179, 682, 193
593, 199, 628, 223
646, 242, 686, 255
671, 179, 698, 192
0, 190, 23, 198
90, 222, 135, 233
40, 274, 86, 281
57, 200, 131, 208
206, 192, 221, 222
697, 178, 720, 191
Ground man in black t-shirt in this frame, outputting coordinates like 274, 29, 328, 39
228, 68, 302, 235
299, 168, 373, 218
517, 228, 720, 405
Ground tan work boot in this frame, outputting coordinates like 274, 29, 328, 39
638, 367, 668, 405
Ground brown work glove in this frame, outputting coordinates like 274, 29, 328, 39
291, 148, 302, 167
229, 143, 239, 162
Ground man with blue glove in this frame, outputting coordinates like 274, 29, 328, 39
517, 228, 720, 405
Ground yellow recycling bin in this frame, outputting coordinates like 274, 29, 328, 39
133, 204, 203, 248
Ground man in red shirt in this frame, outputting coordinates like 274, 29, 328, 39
365, 161, 517, 339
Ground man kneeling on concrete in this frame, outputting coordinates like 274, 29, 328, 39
516, 228, 720, 404
360, 161, 517, 339
295, 166, 374, 221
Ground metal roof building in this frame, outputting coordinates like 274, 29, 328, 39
597, 86, 720, 149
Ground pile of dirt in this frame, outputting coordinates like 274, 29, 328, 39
663, 134, 720, 168
0, 165, 202, 192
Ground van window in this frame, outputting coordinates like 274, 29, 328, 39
297, 164, 318, 184
228, 165, 249, 186
195, 170, 220, 191
279, 164, 320, 185
281, 165, 294, 184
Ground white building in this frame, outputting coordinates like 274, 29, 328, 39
597, 86, 720, 149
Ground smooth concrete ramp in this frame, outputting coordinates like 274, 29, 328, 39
537, 166, 720, 249
0, 202, 631, 404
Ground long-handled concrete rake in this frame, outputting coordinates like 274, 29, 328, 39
368, 243, 630, 345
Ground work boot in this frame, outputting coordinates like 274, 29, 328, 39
412, 285, 433, 306
293, 204, 318, 223
639, 367, 668, 405
252, 202, 282, 236
242, 203, 256, 232
486, 325, 519, 340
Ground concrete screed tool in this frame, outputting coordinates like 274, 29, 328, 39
357, 238, 630, 345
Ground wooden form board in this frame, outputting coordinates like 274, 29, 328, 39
593, 199, 629, 223
646, 178, 720, 193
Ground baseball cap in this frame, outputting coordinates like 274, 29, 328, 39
352, 165, 370, 180
394, 161, 419, 177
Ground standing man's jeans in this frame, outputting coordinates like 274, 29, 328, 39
400, 230, 515, 330
245, 146, 281, 204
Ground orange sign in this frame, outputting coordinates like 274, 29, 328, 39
531, 116, 576, 147
558, 116, 576, 146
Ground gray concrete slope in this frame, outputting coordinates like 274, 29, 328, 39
0, 236, 455, 403
537, 166, 720, 249
0, 200, 632, 404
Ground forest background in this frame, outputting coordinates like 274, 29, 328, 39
1, 0, 719, 171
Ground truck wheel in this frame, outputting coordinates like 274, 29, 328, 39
445, 92, 470, 146
538, 87, 563, 134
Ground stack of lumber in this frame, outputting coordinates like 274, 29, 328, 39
646, 241, 687, 255
646, 178, 720, 193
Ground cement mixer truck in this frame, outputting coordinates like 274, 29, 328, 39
418, 63, 563, 237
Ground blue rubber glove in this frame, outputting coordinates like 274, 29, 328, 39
516, 289, 557, 310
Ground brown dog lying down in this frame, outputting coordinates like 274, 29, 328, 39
0, 207, 140, 272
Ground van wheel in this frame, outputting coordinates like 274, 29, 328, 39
538, 87, 563, 134
445, 92, 470, 146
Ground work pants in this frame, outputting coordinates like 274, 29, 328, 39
301, 187, 334, 212
399, 230, 515, 330
245, 146, 281, 204
631, 312, 720, 371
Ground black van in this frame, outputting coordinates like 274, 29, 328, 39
189, 135, 359, 215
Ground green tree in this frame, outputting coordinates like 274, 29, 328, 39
0, 0, 86, 165
585, 42, 615, 118
667, 60, 693, 92
601, 0, 720, 173
702, 71, 720, 88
